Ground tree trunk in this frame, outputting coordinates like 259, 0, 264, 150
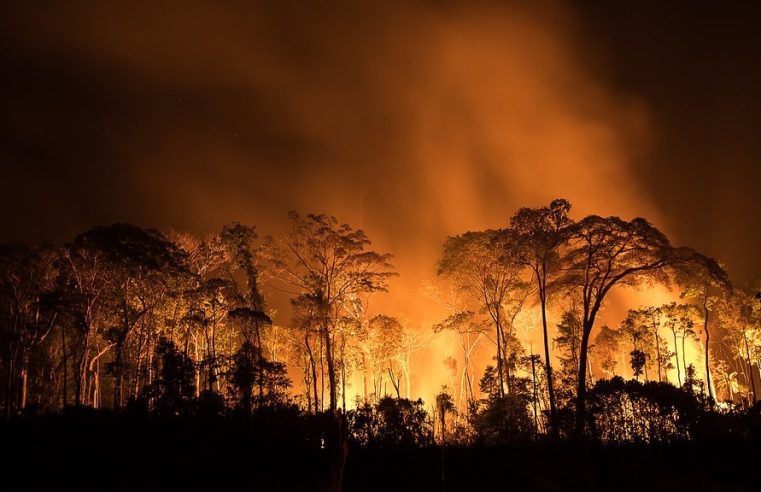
361, 352, 369, 403
530, 351, 538, 433
303, 362, 312, 413
113, 343, 124, 410
539, 287, 558, 437
77, 327, 91, 406
673, 331, 682, 386
323, 327, 337, 412
575, 321, 593, 437
61, 324, 67, 408
643, 346, 650, 382
463, 336, 474, 402
211, 317, 219, 392
387, 368, 401, 398
458, 365, 467, 409
147, 342, 153, 390
20, 364, 28, 411
256, 321, 264, 403
341, 355, 347, 412
134, 341, 143, 399
405, 362, 412, 400
743, 328, 757, 402
193, 337, 201, 398
703, 301, 714, 400
654, 325, 663, 382
305, 335, 319, 413
319, 337, 325, 411
494, 307, 505, 398
311, 354, 319, 412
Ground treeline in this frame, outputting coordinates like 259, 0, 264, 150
2, 200, 761, 443
0, 213, 396, 419
433, 199, 761, 439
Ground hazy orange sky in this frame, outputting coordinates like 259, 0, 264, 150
2, 1, 760, 332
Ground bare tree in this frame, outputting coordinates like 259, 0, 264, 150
433, 311, 487, 408
438, 229, 527, 398
675, 251, 731, 400
661, 302, 700, 387
0, 244, 57, 414
268, 212, 395, 412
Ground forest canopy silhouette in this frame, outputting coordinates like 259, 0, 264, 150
3, 200, 761, 424
4, 200, 761, 489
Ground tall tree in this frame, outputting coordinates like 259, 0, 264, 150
0, 244, 57, 414
290, 293, 325, 412
425, 279, 485, 409
269, 212, 395, 412
149, 337, 196, 416
716, 290, 760, 402
398, 324, 430, 400
367, 314, 404, 398
433, 311, 487, 408
642, 306, 667, 383
71, 224, 188, 409
661, 302, 699, 387
621, 307, 670, 382
674, 251, 731, 400
56, 234, 113, 406
438, 229, 528, 399
219, 222, 268, 313
509, 198, 572, 435
559, 215, 674, 436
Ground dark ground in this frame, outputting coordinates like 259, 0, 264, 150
2, 414, 759, 491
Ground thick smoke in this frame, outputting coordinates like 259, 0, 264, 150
3, 1, 683, 401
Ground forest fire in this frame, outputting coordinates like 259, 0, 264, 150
0, 205, 750, 427
3, 1, 761, 490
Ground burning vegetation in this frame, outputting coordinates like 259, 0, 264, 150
2, 199, 760, 433
3, 199, 761, 490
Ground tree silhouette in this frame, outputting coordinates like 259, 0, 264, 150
508, 198, 573, 435
0, 244, 57, 415
148, 337, 195, 416
434, 388, 457, 444
553, 310, 585, 402
559, 215, 674, 436
347, 396, 433, 447
438, 229, 529, 398
630, 350, 646, 381
674, 250, 731, 400
433, 310, 487, 407
619, 309, 656, 381
661, 302, 700, 386
4, 202, 761, 467
74, 224, 188, 410
367, 314, 404, 398
716, 290, 760, 403
229, 340, 290, 414
268, 212, 395, 412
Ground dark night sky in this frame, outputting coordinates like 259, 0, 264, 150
575, 1, 761, 282
1, 1, 760, 320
